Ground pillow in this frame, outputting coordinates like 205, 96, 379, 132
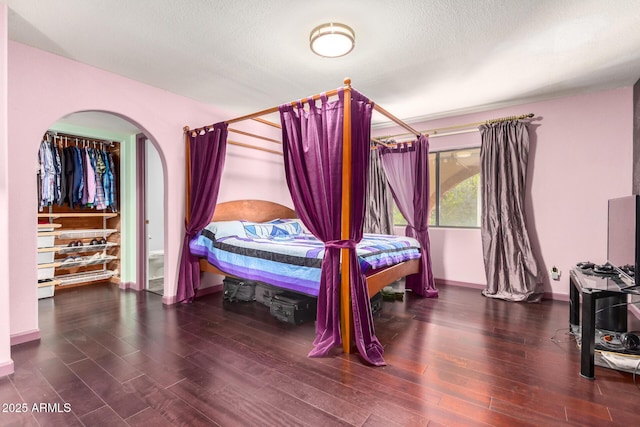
243, 221, 303, 240
202, 220, 247, 239
267, 218, 310, 234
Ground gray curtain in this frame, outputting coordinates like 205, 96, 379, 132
480, 120, 542, 302
364, 148, 394, 234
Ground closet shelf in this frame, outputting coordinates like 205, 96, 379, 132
37, 242, 119, 254
57, 229, 118, 239
39, 255, 117, 270
55, 270, 117, 286
37, 229, 118, 238
37, 247, 60, 253
58, 255, 117, 269
37, 223, 61, 229
38, 213, 118, 219
38, 279, 61, 288
57, 242, 118, 254
38, 231, 58, 237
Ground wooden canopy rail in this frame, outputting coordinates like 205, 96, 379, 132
252, 117, 281, 128
229, 128, 281, 145
190, 78, 422, 137
228, 139, 282, 156
185, 78, 423, 355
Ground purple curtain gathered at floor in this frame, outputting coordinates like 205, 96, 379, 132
280, 89, 385, 366
379, 136, 438, 298
177, 123, 228, 303
480, 120, 542, 302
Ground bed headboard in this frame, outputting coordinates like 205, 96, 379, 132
211, 200, 297, 222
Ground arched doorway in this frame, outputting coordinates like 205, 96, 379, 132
35, 110, 166, 303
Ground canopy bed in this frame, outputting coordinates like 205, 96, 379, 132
180, 79, 437, 366
189, 200, 422, 298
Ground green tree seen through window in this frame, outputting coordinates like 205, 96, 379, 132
392, 147, 480, 228
439, 174, 479, 227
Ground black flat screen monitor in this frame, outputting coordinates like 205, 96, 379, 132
607, 195, 640, 284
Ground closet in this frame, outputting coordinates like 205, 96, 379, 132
36, 131, 120, 298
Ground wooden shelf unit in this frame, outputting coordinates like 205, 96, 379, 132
38, 212, 118, 219
38, 209, 121, 290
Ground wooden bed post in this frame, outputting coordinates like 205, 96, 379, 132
341, 78, 353, 354
184, 126, 192, 224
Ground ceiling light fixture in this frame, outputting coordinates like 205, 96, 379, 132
309, 23, 355, 58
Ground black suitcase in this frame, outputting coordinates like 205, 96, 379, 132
223, 277, 256, 302
269, 292, 317, 325
255, 283, 285, 307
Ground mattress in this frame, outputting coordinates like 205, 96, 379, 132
189, 221, 421, 296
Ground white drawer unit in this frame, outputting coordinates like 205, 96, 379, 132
37, 264, 55, 280
37, 281, 56, 299
37, 248, 56, 264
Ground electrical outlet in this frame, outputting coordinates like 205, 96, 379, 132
551, 266, 561, 281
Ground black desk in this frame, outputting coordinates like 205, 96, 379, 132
569, 268, 639, 379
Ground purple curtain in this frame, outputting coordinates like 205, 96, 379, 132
280, 89, 385, 366
380, 136, 438, 297
177, 123, 228, 302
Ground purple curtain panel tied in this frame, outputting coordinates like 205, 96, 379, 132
279, 89, 386, 366
177, 123, 228, 303
380, 136, 438, 298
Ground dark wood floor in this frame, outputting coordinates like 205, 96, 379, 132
2, 283, 640, 427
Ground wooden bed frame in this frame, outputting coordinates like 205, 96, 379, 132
186, 78, 423, 355
196, 199, 421, 350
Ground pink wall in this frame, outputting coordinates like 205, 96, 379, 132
3, 41, 291, 360
1, 36, 633, 376
377, 88, 633, 297
0, 4, 14, 377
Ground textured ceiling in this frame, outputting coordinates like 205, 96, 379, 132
5, 0, 640, 127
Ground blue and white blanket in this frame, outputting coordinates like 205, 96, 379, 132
189, 219, 421, 296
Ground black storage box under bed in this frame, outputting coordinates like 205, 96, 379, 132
269, 292, 317, 325
223, 277, 257, 302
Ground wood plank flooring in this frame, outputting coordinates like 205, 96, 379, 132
2, 283, 640, 426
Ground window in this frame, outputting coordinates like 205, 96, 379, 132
393, 147, 481, 228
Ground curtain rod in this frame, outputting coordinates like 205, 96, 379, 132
378, 113, 535, 140
45, 130, 115, 146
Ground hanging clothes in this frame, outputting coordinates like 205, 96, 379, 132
63, 146, 75, 207
37, 134, 117, 211
57, 143, 67, 207
82, 148, 96, 207
94, 147, 107, 210
107, 151, 118, 212
101, 149, 112, 209
38, 140, 55, 210
71, 146, 84, 208
50, 141, 62, 206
